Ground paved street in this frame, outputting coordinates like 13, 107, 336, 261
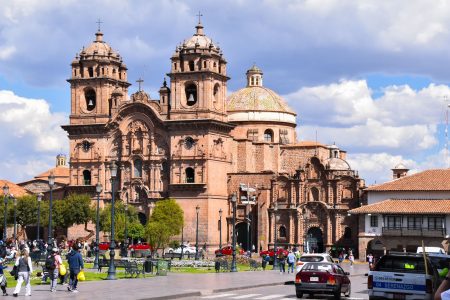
5, 261, 369, 300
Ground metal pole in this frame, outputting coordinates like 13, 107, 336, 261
219, 213, 222, 249
48, 186, 53, 245
247, 206, 250, 253
231, 195, 237, 272
180, 226, 184, 260
107, 178, 117, 280
13, 198, 16, 243
273, 207, 278, 269
3, 196, 7, 241
124, 204, 128, 247
195, 208, 199, 260
37, 200, 41, 241
94, 191, 100, 269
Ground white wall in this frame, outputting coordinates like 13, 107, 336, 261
363, 214, 382, 236
368, 191, 450, 204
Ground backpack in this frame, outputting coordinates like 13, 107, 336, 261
45, 255, 56, 270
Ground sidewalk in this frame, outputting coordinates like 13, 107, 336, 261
9, 262, 368, 299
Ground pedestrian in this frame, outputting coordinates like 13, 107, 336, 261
49, 247, 62, 292
13, 248, 32, 297
67, 243, 84, 293
338, 251, 344, 264
367, 253, 374, 270
287, 250, 296, 274
0, 258, 8, 296
435, 263, 450, 300
348, 253, 354, 267
278, 251, 286, 274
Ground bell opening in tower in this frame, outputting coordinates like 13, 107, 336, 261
185, 84, 197, 106
85, 88, 96, 111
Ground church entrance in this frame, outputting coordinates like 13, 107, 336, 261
307, 227, 324, 253
235, 222, 250, 251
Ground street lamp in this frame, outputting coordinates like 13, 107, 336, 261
106, 160, 118, 280
195, 205, 200, 260
273, 202, 279, 269
12, 195, 16, 244
219, 208, 223, 249
37, 193, 43, 242
2, 183, 9, 241
303, 207, 309, 253
124, 197, 128, 248
94, 182, 102, 270
230, 193, 237, 272
47, 173, 55, 246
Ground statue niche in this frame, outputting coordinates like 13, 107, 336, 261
127, 121, 148, 155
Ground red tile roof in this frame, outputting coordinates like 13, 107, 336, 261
0, 180, 32, 197
349, 199, 450, 214
366, 169, 450, 191
34, 166, 70, 184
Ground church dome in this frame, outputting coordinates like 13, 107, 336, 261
227, 65, 296, 124
325, 157, 351, 170
176, 22, 220, 55
80, 31, 122, 62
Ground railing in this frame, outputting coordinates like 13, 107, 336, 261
382, 227, 445, 237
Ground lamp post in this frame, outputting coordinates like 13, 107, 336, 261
106, 161, 118, 280
37, 193, 43, 242
94, 182, 102, 270
195, 205, 200, 260
12, 195, 16, 244
2, 183, 9, 241
124, 200, 128, 247
219, 208, 223, 249
273, 202, 279, 269
47, 173, 55, 246
230, 193, 237, 272
303, 207, 309, 253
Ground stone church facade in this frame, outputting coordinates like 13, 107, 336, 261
61, 21, 365, 254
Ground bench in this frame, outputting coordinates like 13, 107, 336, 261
97, 258, 128, 272
219, 259, 229, 272
249, 259, 260, 271
124, 261, 144, 278
163, 252, 182, 260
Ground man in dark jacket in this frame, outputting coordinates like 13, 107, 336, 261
67, 244, 84, 293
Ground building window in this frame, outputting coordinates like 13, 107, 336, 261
189, 61, 195, 71
213, 84, 220, 102
386, 215, 402, 229
85, 88, 96, 111
407, 216, 422, 230
83, 170, 91, 185
88, 67, 94, 77
264, 129, 273, 142
185, 167, 195, 183
279, 129, 289, 144
310, 187, 319, 201
203, 61, 207, 68
344, 227, 351, 239
428, 216, 443, 230
174, 63, 177, 70
370, 215, 378, 227
247, 129, 258, 142
134, 159, 143, 178
279, 226, 287, 238
185, 84, 197, 106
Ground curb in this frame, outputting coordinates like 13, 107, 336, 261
138, 291, 202, 300
209, 280, 287, 294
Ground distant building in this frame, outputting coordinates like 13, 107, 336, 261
349, 167, 450, 259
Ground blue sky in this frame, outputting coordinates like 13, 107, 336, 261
1, 0, 450, 184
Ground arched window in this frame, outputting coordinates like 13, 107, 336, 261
185, 84, 197, 106
185, 167, 195, 183
344, 227, 351, 239
83, 170, 91, 185
189, 61, 195, 71
174, 62, 177, 70
88, 67, 94, 77
310, 187, 319, 201
85, 88, 96, 111
134, 159, 143, 178
203, 61, 207, 69
264, 129, 273, 142
213, 84, 220, 102
279, 226, 287, 238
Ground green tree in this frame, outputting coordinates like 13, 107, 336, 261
99, 200, 142, 241
145, 199, 183, 251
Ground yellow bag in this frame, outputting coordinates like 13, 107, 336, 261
77, 270, 85, 281
59, 264, 67, 276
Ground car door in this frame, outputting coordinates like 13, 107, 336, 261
336, 265, 350, 292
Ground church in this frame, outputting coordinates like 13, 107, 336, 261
60, 20, 365, 254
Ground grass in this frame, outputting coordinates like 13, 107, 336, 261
171, 263, 254, 274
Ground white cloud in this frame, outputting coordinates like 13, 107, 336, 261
0, 46, 16, 60
0, 90, 68, 182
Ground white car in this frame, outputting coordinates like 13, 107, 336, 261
296, 253, 335, 272
168, 244, 197, 255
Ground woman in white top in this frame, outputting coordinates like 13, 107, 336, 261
13, 249, 33, 297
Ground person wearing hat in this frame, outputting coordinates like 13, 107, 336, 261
49, 248, 62, 292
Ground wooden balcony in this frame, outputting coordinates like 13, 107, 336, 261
382, 227, 445, 237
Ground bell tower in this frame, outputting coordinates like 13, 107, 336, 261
68, 29, 130, 125
167, 20, 228, 122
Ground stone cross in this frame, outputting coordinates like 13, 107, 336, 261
196, 11, 203, 23
136, 78, 144, 91
96, 19, 103, 31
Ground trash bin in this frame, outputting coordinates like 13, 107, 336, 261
144, 259, 153, 273
156, 260, 169, 276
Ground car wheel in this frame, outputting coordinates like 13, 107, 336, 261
333, 288, 341, 300
169, 250, 173, 253
344, 284, 351, 298
295, 290, 303, 298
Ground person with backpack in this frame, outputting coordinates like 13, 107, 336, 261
12, 249, 32, 297
48, 248, 62, 292
67, 243, 84, 293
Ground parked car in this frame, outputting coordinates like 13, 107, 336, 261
427, 254, 450, 279
98, 242, 110, 251
259, 248, 289, 258
167, 244, 197, 255
295, 262, 351, 299
296, 253, 335, 272
215, 246, 245, 256
128, 242, 151, 251
367, 252, 439, 300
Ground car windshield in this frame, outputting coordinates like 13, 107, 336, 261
375, 255, 431, 274
300, 256, 324, 262
302, 263, 333, 272
429, 256, 450, 270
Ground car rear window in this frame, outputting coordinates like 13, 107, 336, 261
375, 256, 431, 274
302, 263, 333, 272
300, 256, 324, 262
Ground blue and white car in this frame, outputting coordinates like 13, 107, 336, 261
368, 252, 439, 300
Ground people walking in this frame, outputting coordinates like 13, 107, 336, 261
278, 251, 286, 274
67, 244, 84, 293
0, 258, 8, 296
48, 247, 62, 292
367, 253, 374, 270
287, 250, 296, 273
348, 253, 355, 266
13, 249, 32, 297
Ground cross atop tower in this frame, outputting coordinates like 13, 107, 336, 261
136, 78, 144, 91
196, 11, 203, 24
96, 19, 103, 32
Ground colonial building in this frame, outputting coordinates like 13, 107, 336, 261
59, 21, 365, 253
349, 166, 450, 259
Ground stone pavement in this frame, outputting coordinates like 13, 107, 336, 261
8, 262, 368, 300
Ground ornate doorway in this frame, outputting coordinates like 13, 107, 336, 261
307, 227, 324, 253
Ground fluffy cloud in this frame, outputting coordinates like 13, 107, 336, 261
0, 90, 67, 181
